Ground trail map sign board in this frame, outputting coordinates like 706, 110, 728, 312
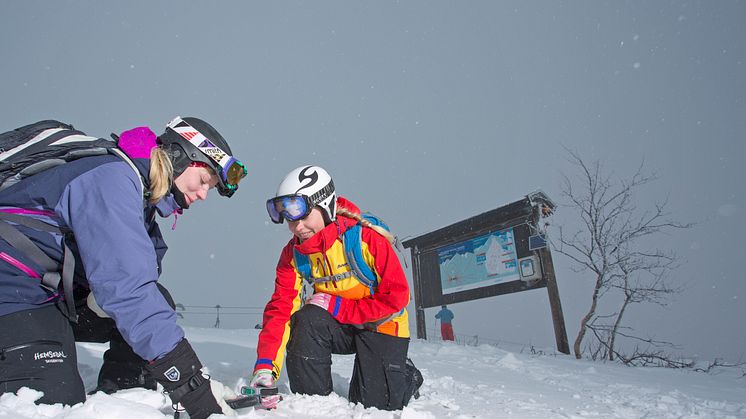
403, 191, 570, 354
438, 227, 520, 295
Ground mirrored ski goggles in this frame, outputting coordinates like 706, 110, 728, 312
266, 194, 315, 224
219, 157, 248, 192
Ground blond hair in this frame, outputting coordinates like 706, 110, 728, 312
336, 205, 395, 244
148, 147, 174, 203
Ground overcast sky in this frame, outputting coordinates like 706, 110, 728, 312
2, 1, 744, 362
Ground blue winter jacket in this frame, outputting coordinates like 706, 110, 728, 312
435, 308, 454, 324
0, 153, 184, 361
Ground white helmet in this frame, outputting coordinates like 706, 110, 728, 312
275, 165, 337, 222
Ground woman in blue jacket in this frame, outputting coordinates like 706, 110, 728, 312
0, 117, 246, 419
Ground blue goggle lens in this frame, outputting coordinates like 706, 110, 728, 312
266, 195, 312, 224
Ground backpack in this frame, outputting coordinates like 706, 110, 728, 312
293, 213, 392, 295
0, 120, 144, 322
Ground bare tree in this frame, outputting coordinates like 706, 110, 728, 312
694, 358, 746, 376
553, 149, 692, 360
606, 242, 681, 360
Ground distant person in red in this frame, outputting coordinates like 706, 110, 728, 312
435, 305, 455, 341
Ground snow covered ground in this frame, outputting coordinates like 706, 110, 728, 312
1, 327, 745, 418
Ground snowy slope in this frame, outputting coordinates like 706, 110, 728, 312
1, 327, 744, 418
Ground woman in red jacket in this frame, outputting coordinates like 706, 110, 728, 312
251, 165, 421, 410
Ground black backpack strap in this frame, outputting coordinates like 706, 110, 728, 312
0, 214, 78, 323
0, 219, 59, 274
0, 212, 64, 233
61, 239, 77, 322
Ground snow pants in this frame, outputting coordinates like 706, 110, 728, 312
286, 304, 420, 410
441, 323, 455, 341
0, 283, 173, 405
0, 303, 86, 405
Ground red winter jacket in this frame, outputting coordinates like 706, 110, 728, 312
253, 197, 410, 378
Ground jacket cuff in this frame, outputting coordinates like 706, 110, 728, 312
327, 294, 343, 317
254, 358, 274, 372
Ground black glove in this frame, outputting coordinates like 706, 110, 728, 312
145, 338, 222, 419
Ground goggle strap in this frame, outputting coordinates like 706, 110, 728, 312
167, 116, 246, 187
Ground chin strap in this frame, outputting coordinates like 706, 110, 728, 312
170, 184, 189, 209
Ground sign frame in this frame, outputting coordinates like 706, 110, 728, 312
403, 191, 569, 354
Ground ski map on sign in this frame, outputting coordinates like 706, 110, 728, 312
437, 228, 519, 295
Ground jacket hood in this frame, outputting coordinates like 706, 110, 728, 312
119, 126, 183, 217
119, 126, 157, 159
294, 196, 360, 254
118, 126, 155, 190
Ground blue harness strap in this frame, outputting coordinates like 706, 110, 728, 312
343, 224, 378, 295
293, 249, 313, 281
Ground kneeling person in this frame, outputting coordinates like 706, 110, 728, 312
251, 165, 422, 410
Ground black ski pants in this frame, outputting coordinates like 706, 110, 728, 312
286, 304, 411, 410
0, 303, 86, 405
0, 283, 173, 405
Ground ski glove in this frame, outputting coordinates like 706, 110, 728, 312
145, 338, 235, 419
250, 369, 281, 409
307, 292, 333, 311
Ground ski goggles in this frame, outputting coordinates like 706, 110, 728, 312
166, 116, 247, 196
266, 194, 315, 224
219, 156, 248, 193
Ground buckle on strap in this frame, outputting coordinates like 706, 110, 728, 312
0, 216, 78, 323
308, 271, 354, 285
167, 373, 207, 404
41, 272, 61, 291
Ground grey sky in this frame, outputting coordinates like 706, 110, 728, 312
2, 1, 744, 362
